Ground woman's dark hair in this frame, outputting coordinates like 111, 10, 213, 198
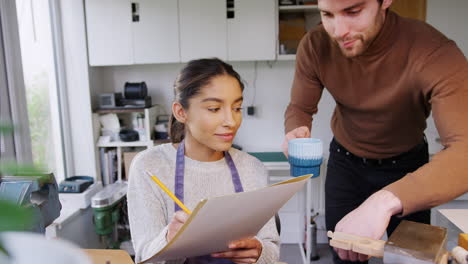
169, 58, 244, 143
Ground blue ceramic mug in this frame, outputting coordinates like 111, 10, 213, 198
288, 138, 323, 177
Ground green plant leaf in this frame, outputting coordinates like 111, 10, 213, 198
0, 200, 33, 232
0, 162, 47, 178
0, 123, 14, 135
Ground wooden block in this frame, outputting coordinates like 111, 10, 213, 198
330, 238, 353, 250
460, 234, 468, 250
327, 231, 385, 257
385, 220, 447, 264
437, 251, 448, 264
352, 239, 385, 258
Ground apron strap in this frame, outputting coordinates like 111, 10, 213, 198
174, 140, 243, 211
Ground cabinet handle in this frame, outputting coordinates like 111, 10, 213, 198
132, 2, 139, 22
227, 0, 234, 19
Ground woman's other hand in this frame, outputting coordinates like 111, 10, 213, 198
211, 237, 263, 263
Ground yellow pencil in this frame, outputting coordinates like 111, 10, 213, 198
145, 171, 192, 214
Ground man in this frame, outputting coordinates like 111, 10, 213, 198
282, 0, 468, 263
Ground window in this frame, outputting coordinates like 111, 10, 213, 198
11, 0, 68, 181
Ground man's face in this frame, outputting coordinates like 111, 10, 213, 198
318, 0, 389, 57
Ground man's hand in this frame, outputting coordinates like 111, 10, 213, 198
333, 190, 403, 262
282, 126, 311, 157
211, 237, 262, 264
166, 211, 189, 241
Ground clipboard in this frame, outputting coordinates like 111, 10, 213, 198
142, 174, 312, 263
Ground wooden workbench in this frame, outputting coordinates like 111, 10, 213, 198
83, 249, 135, 264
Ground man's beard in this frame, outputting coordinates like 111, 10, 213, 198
333, 11, 384, 58
336, 35, 369, 58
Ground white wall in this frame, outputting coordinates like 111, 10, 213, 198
89, 0, 467, 157
424, 0, 468, 155
427, 0, 468, 57
95, 60, 336, 153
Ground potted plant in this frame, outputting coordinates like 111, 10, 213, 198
0, 122, 92, 264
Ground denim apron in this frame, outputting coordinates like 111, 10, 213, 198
175, 141, 243, 264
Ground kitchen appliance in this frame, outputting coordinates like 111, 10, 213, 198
119, 128, 139, 142
0, 173, 61, 233
120, 82, 152, 108
98, 93, 123, 108
97, 82, 152, 110
59, 176, 94, 193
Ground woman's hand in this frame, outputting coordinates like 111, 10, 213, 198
211, 237, 263, 264
166, 211, 189, 242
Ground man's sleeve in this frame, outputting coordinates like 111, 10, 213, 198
284, 33, 325, 134
384, 40, 468, 216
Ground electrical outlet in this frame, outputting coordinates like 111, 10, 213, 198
247, 106, 255, 116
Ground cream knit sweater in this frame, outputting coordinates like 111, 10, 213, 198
127, 143, 280, 264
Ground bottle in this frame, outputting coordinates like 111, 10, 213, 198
310, 218, 320, 260
310, 212, 320, 261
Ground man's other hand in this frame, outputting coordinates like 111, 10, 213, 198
333, 190, 403, 262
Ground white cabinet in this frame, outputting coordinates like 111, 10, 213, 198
227, 0, 276, 61
86, 0, 277, 65
86, 0, 133, 66
179, 0, 276, 62
133, 0, 180, 64
179, 0, 228, 62
85, 0, 180, 66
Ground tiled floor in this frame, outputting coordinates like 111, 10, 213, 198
280, 244, 383, 264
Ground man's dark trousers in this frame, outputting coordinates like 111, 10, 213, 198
325, 138, 431, 264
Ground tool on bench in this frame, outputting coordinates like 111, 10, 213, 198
328, 220, 449, 264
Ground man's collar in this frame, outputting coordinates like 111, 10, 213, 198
358, 10, 399, 58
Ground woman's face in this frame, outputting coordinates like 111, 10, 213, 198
178, 74, 243, 152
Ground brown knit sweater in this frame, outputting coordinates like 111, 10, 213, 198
284, 11, 468, 216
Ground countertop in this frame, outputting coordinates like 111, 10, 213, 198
438, 209, 468, 233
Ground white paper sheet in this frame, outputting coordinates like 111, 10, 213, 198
143, 174, 311, 263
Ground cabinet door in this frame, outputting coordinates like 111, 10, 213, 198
133, 0, 180, 64
85, 0, 133, 66
179, 0, 227, 62
390, 0, 426, 21
227, 0, 276, 61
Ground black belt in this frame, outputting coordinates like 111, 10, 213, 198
332, 138, 427, 166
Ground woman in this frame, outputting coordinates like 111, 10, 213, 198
127, 58, 279, 264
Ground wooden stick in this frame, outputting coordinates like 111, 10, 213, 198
327, 231, 385, 258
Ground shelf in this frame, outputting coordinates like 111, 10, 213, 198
97, 140, 153, 148
277, 54, 296, 60
279, 5, 319, 12
97, 139, 170, 148
94, 107, 149, 114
